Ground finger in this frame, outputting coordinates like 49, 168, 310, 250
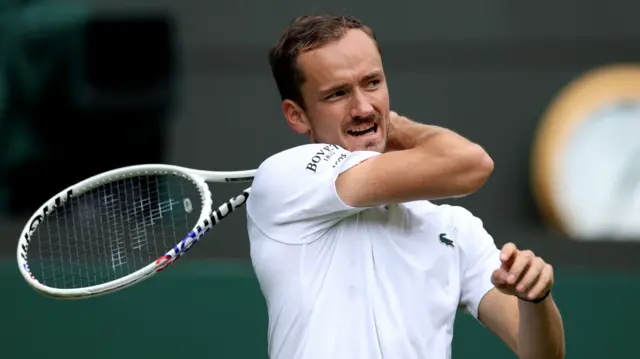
515, 258, 545, 293
507, 250, 534, 285
500, 242, 518, 263
491, 268, 509, 285
527, 264, 553, 300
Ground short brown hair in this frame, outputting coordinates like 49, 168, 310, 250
268, 14, 379, 109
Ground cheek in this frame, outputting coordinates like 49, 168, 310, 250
371, 89, 390, 112
309, 105, 349, 134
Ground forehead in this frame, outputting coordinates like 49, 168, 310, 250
297, 29, 382, 90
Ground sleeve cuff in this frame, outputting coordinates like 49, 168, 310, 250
331, 150, 381, 209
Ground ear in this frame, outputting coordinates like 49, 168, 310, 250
282, 99, 310, 134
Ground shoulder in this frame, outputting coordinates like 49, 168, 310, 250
246, 144, 369, 244
247, 144, 353, 214
257, 143, 350, 177
251, 143, 358, 194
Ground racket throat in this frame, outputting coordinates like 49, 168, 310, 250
209, 190, 250, 225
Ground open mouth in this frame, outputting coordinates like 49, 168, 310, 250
347, 123, 378, 137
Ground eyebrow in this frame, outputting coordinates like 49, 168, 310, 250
361, 70, 383, 82
319, 70, 383, 96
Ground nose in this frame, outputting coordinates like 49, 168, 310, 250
349, 89, 374, 119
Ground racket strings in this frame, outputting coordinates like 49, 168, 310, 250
26, 174, 204, 289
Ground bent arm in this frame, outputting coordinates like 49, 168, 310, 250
479, 289, 565, 359
337, 113, 494, 207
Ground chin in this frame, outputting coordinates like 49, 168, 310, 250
348, 140, 385, 153
366, 141, 385, 152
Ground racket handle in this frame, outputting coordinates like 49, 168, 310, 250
210, 188, 251, 226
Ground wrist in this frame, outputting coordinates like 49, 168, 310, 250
517, 289, 551, 304
386, 117, 417, 151
386, 116, 441, 151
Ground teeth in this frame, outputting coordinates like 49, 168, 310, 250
347, 124, 376, 134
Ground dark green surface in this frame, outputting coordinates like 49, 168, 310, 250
4, 260, 639, 359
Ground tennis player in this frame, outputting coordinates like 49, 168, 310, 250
246, 14, 565, 359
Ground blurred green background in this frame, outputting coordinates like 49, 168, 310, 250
4, 261, 639, 358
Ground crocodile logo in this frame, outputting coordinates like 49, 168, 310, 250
439, 233, 454, 248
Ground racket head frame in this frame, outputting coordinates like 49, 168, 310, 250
16, 164, 252, 299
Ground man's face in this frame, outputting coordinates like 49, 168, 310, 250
293, 29, 390, 153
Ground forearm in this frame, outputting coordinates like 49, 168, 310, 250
517, 295, 565, 359
337, 113, 494, 206
387, 114, 494, 196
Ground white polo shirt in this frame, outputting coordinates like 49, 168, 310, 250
246, 143, 501, 359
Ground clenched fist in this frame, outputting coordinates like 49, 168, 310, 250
492, 243, 554, 302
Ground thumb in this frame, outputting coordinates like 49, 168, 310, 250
491, 268, 509, 286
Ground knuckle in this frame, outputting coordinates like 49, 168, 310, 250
523, 269, 538, 281
521, 277, 534, 287
527, 265, 541, 276
538, 257, 546, 266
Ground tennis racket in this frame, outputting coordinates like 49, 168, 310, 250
16, 164, 256, 299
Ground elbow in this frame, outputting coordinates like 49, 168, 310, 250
549, 340, 566, 359
457, 144, 494, 195
475, 145, 495, 179
556, 346, 566, 359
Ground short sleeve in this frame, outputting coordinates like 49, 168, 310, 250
450, 206, 501, 320
246, 144, 381, 245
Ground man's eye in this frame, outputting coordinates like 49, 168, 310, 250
327, 90, 346, 99
367, 80, 380, 88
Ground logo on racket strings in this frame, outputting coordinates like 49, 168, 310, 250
19, 189, 73, 265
